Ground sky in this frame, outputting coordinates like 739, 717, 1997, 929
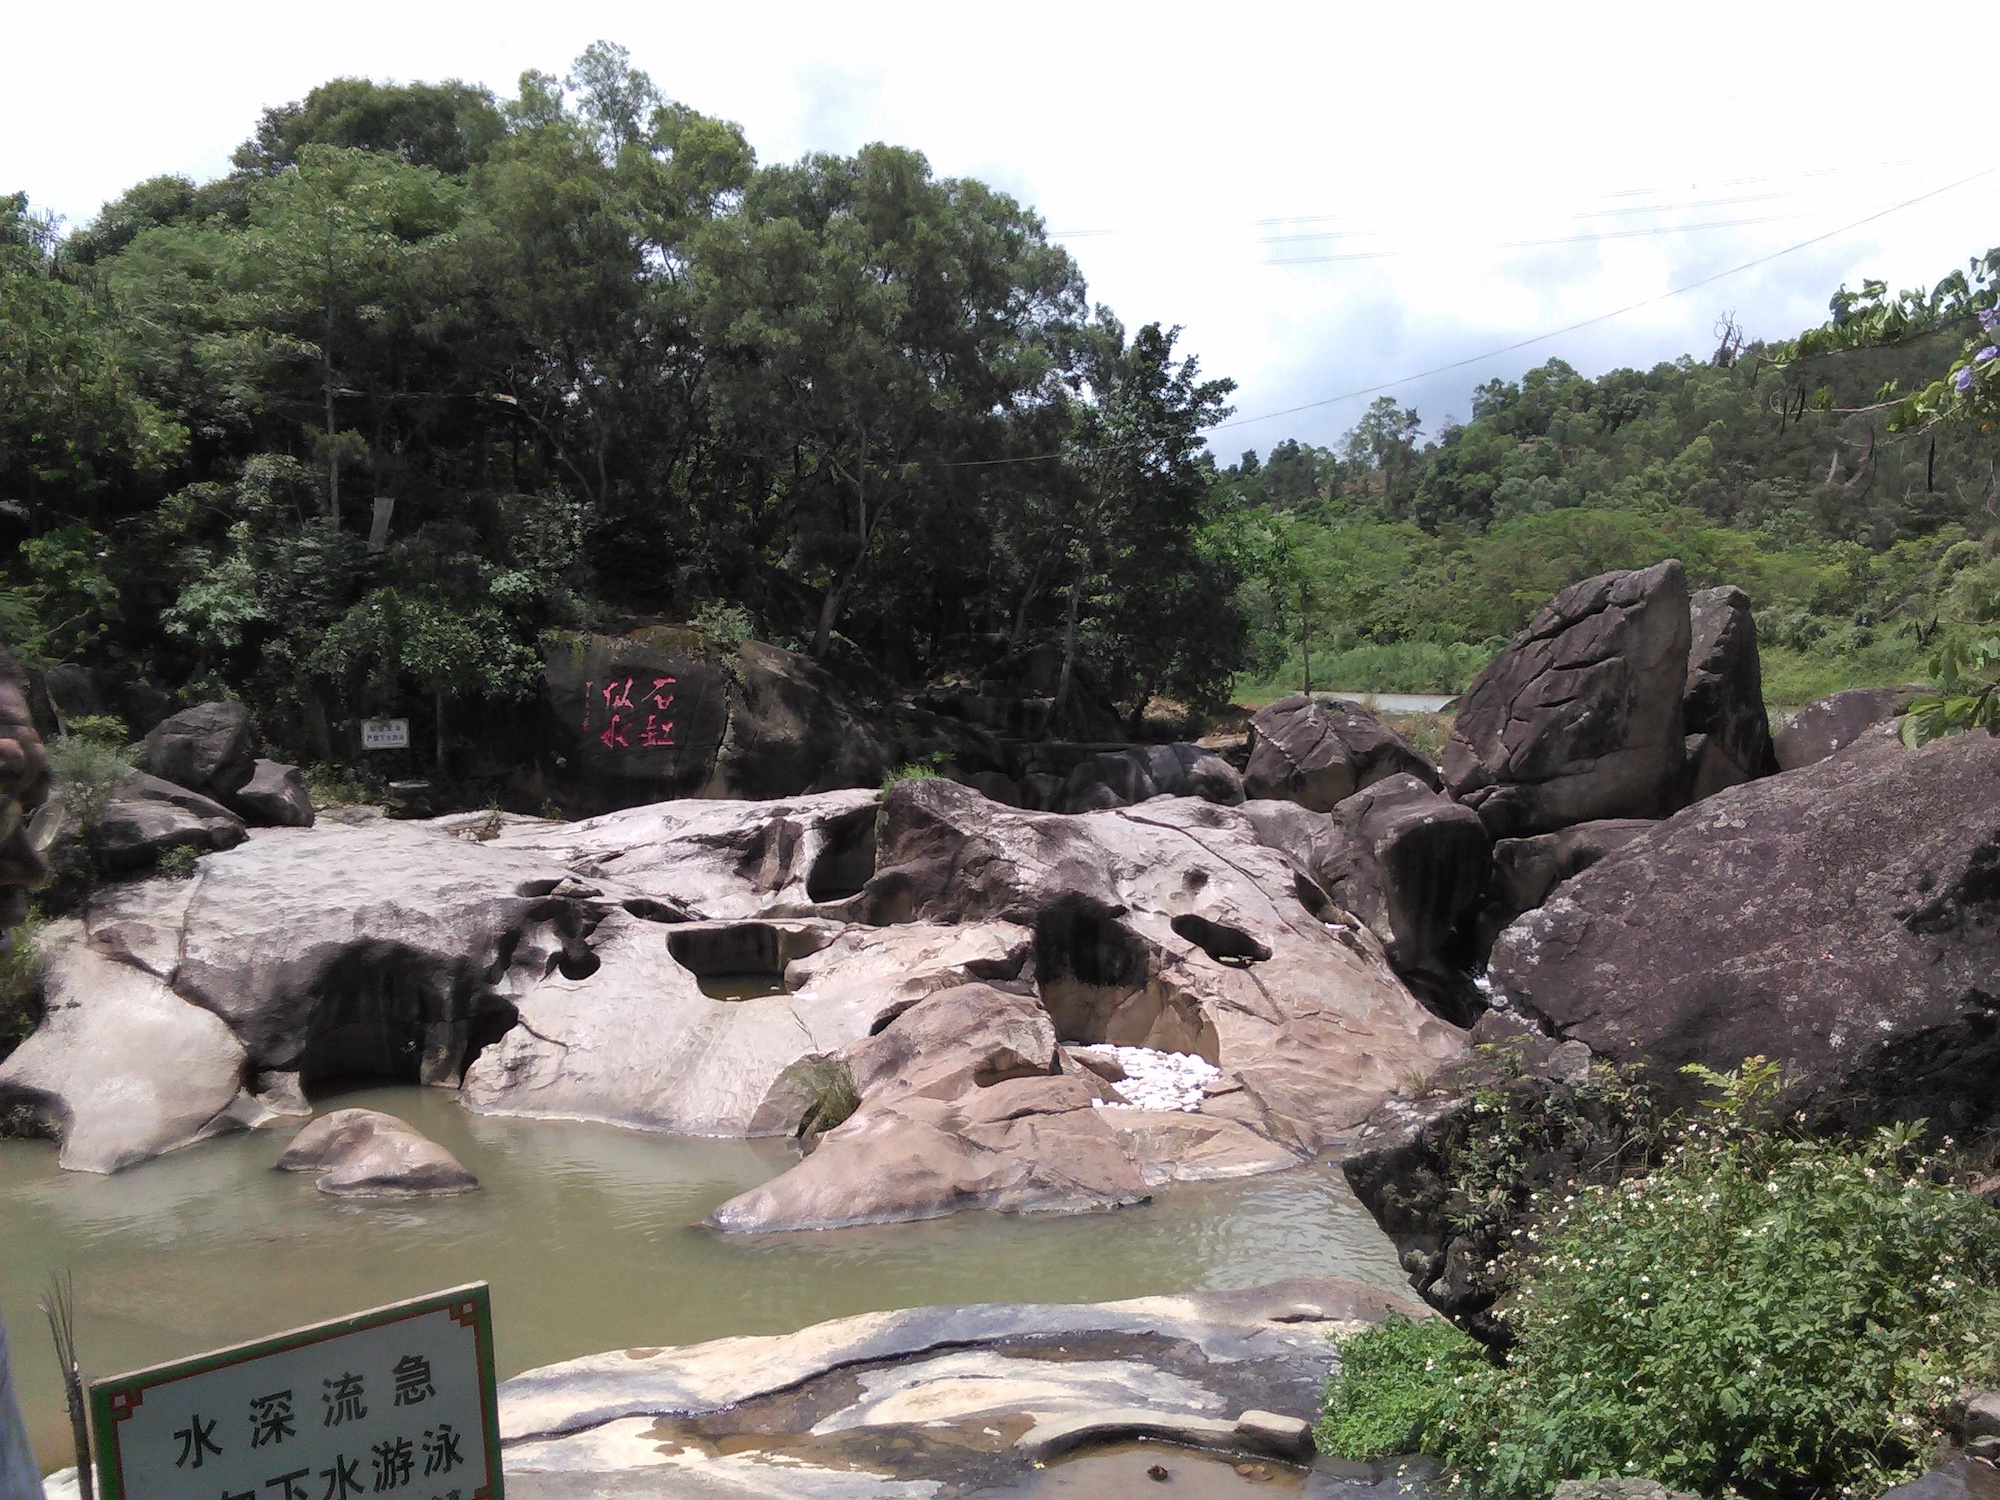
5, 0, 1996, 459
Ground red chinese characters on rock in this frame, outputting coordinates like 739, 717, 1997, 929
582, 676, 676, 752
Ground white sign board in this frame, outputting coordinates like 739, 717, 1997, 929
90, 1284, 501, 1500
361, 718, 411, 751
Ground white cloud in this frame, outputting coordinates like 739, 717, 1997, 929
6, 0, 1994, 454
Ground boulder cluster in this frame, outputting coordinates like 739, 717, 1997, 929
96, 701, 315, 873
1, 558, 1991, 1258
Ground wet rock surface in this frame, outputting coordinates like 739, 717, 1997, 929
498, 1279, 1425, 1499
1443, 561, 1692, 838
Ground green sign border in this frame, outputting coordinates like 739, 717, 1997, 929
87, 1282, 503, 1500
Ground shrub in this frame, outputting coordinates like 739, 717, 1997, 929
788, 1055, 860, 1139
1430, 1060, 2000, 1500
1317, 1314, 1486, 1461
41, 732, 140, 910
0, 913, 44, 1063
62, 713, 131, 748
303, 761, 385, 809
155, 845, 199, 880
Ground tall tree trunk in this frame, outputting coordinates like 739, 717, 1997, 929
812, 431, 874, 659
324, 299, 339, 524
1300, 579, 1313, 695
1054, 557, 1087, 734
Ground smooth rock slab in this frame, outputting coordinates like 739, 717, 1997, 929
276, 1107, 478, 1197
498, 1279, 1426, 1498
0, 921, 250, 1172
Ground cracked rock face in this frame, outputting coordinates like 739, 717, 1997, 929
1490, 727, 2000, 1130
1680, 584, 1776, 802
1243, 696, 1439, 811
1443, 560, 1692, 838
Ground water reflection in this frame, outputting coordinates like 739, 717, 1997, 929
1, 1085, 1404, 1472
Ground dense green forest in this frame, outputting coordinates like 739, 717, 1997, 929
2, 40, 1996, 763
1223, 319, 2000, 705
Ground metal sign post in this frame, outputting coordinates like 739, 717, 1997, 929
88, 1284, 502, 1500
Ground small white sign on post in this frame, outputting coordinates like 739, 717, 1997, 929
89, 1284, 502, 1500
361, 718, 411, 751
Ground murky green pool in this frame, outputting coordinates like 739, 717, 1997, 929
1, 1086, 1404, 1474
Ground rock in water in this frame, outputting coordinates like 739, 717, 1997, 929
706, 984, 1151, 1233
0, 921, 252, 1171
1490, 727, 2000, 1130
1243, 695, 1439, 811
277, 1108, 477, 1196
1680, 584, 1776, 803
139, 701, 257, 804
1443, 561, 1690, 838
1774, 684, 1929, 771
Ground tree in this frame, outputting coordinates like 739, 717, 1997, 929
690, 143, 1083, 658
1042, 319, 1237, 721
228, 146, 466, 523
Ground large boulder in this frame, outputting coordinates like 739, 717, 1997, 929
706, 984, 1151, 1232
1680, 585, 1776, 802
276, 1107, 477, 1196
1244, 696, 1439, 811
1475, 817, 1658, 958
1774, 684, 1929, 771
1490, 727, 2000, 1130
1443, 561, 1691, 838
541, 630, 1003, 814
846, 778, 1466, 1154
97, 772, 248, 871
0, 922, 256, 1171
83, 820, 581, 1086
232, 758, 315, 828
1240, 777, 1490, 1022
1038, 744, 1245, 814
139, 701, 257, 803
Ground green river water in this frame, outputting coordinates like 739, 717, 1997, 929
1, 1085, 1405, 1474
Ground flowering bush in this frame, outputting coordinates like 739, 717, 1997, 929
1321, 1060, 2000, 1500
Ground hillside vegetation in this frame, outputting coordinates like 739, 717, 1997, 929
1225, 329, 2000, 706
2, 41, 1995, 757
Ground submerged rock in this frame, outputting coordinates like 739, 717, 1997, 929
277, 1107, 477, 1197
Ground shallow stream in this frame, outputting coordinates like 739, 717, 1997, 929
1, 1085, 1405, 1473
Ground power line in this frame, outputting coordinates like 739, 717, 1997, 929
1211, 163, 1998, 432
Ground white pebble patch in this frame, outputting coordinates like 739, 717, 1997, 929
1073, 1045, 1222, 1113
